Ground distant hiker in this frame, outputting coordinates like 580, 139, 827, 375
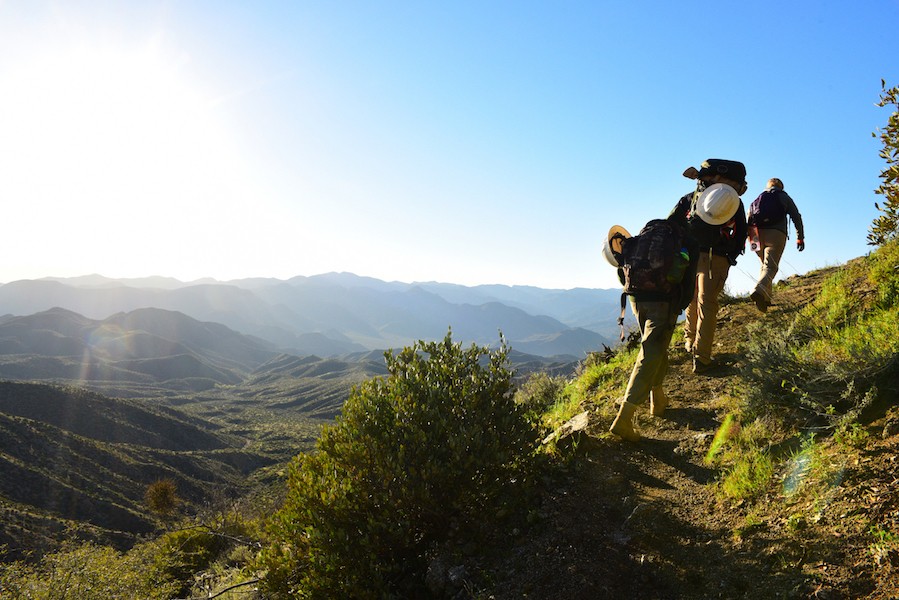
746, 178, 805, 312
669, 159, 748, 375
601, 217, 699, 441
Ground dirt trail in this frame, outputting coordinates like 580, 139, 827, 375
483, 266, 897, 599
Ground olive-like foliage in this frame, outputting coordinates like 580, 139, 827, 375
261, 332, 539, 598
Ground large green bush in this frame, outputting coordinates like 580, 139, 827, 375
260, 333, 540, 598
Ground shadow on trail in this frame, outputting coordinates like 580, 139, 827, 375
662, 406, 720, 431
637, 436, 718, 486
581, 438, 809, 599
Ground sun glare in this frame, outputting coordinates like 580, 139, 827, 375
0, 32, 257, 281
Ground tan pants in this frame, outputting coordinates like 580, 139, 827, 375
684, 252, 730, 364
623, 299, 679, 407
753, 228, 787, 303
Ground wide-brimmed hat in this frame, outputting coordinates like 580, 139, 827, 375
602, 225, 631, 266
695, 183, 740, 225
683, 158, 747, 186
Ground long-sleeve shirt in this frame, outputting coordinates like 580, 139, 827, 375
751, 188, 805, 240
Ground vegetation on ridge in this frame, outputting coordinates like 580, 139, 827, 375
868, 80, 899, 245
260, 333, 541, 598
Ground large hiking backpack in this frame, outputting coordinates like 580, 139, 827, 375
618, 219, 690, 296
614, 219, 690, 340
749, 189, 786, 226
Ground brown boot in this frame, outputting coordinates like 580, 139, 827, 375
750, 290, 769, 313
650, 387, 668, 417
610, 401, 641, 442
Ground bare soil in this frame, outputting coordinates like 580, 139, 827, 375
479, 266, 899, 599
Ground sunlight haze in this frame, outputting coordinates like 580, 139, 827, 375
1, 1, 897, 293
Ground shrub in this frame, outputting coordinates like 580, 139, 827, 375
152, 527, 230, 595
145, 478, 179, 516
260, 332, 540, 598
514, 371, 566, 417
0, 540, 179, 600
742, 244, 899, 429
869, 80, 899, 246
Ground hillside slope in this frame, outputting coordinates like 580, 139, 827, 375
481, 263, 899, 599
0, 307, 279, 395
0, 381, 283, 560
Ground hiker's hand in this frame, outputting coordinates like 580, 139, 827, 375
797, 239, 805, 252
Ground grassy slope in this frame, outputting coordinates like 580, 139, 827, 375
479, 249, 899, 599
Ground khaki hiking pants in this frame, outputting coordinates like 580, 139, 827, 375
753, 228, 787, 304
684, 252, 730, 365
623, 299, 679, 407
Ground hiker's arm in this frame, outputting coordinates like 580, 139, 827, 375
667, 194, 692, 227
727, 205, 748, 265
781, 192, 805, 242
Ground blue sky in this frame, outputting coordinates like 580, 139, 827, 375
1, 1, 897, 295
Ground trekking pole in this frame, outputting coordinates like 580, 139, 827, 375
732, 263, 760, 290
778, 257, 801, 278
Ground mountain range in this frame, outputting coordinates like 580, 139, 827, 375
0, 273, 625, 554
0, 273, 628, 359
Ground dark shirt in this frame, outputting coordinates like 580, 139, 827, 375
669, 191, 748, 265
748, 188, 805, 240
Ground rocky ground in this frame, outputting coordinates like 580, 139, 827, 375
475, 266, 899, 599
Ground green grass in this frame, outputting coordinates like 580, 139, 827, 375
719, 449, 775, 500
742, 239, 899, 430
869, 525, 899, 567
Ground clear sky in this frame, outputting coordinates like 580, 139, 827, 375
1, 1, 897, 294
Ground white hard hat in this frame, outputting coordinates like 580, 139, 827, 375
601, 225, 631, 267
695, 183, 740, 225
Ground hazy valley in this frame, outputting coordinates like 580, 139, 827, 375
0, 274, 616, 557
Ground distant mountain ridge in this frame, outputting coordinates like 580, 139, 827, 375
0, 307, 279, 392
0, 273, 627, 359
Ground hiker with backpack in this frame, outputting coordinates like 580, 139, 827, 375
669, 159, 748, 375
747, 178, 805, 312
602, 217, 699, 442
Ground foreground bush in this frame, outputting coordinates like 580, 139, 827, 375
0, 511, 264, 599
260, 333, 540, 598
0, 540, 179, 600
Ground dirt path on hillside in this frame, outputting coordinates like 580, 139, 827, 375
478, 266, 887, 599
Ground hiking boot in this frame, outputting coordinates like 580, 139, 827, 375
692, 357, 720, 375
610, 401, 641, 442
650, 387, 669, 417
750, 290, 769, 313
